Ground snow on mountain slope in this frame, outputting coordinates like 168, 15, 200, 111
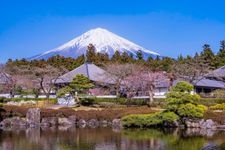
30, 28, 160, 60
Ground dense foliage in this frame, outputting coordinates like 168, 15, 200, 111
5, 40, 225, 73
122, 81, 207, 128
122, 112, 179, 128
165, 81, 206, 118
172, 81, 194, 92
210, 103, 225, 110
69, 74, 95, 93
211, 89, 225, 98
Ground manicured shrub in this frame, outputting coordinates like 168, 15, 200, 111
91, 97, 148, 106
122, 114, 162, 128
157, 111, 179, 123
0, 97, 6, 103
121, 111, 179, 128
177, 103, 206, 118
80, 97, 95, 106
165, 81, 206, 119
172, 81, 193, 92
210, 103, 225, 110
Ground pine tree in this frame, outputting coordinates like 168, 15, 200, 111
147, 55, 154, 62
70, 74, 94, 93
136, 50, 143, 60
177, 54, 184, 62
86, 43, 97, 63
111, 50, 121, 62
200, 44, 215, 69
216, 40, 225, 67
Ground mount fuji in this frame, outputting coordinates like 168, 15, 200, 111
30, 28, 160, 60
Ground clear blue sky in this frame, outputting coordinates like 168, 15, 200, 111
1, 0, 225, 62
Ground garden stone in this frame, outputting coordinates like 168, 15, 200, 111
58, 118, 73, 126
205, 119, 215, 129
87, 119, 99, 128
41, 117, 58, 127
201, 143, 218, 150
0, 118, 12, 127
26, 108, 41, 127
100, 120, 108, 127
11, 117, 27, 127
68, 115, 77, 124
78, 119, 86, 128
112, 119, 122, 129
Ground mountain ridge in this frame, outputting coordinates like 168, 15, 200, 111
30, 28, 160, 60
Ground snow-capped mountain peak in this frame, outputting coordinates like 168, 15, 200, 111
30, 28, 160, 60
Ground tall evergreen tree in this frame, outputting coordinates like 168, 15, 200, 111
177, 54, 184, 62
86, 43, 97, 63
111, 50, 121, 62
200, 44, 215, 68
216, 40, 225, 67
136, 50, 143, 60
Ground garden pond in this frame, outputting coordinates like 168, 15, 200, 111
0, 127, 225, 150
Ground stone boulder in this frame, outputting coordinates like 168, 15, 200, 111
78, 119, 86, 128
200, 119, 216, 129
26, 108, 41, 127
68, 115, 77, 124
201, 143, 218, 150
58, 117, 73, 126
112, 119, 122, 129
87, 119, 99, 128
0, 118, 12, 127
41, 117, 58, 127
11, 117, 27, 127
100, 120, 108, 127
0, 117, 27, 128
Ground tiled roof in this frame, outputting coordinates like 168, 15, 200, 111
55, 63, 113, 84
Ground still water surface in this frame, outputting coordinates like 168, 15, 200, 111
0, 127, 225, 150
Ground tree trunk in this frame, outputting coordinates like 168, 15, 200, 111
148, 85, 154, 107
75, 92, 80, 104
148, 90, 154, 107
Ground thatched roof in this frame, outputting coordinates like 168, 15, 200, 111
55, 63, 113, 84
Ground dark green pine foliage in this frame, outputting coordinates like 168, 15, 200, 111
111, 50, 122, 62
70, 74, 95, 93
147, 55, 154, 62
121, 52, 133, 63
86, 43, 97, 63
136, 50, 143, 60
216, 40, 225, 68
200, 44, 215, 69
177, 54, 184, 62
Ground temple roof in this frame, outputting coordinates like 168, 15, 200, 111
55, 63, 112, 84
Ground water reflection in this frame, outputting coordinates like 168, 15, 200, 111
0, 127, 225, 150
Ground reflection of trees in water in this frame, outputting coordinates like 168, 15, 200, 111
122, 128, 225, 150
0, 127, 225, 150
0, 127, 122, 150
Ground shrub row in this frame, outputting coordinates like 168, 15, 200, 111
121, 111, 179, 128
210, 103, 225, 110
80, 97, 166, 106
